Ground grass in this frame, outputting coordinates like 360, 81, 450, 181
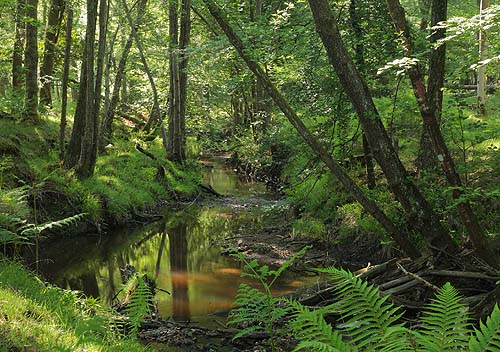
0, 260, 149, 352
0, 112, 201, 224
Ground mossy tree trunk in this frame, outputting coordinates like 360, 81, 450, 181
59, 4, 72, 160
307, 0, 458, 254
12, 0, 25, 91
24, 0, 39, 123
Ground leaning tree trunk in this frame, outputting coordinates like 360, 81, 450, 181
121, 0, 169, 153
307, 0, 458, 254
100, 0, 147, 149
12, 0, 25, 91
24, 0, 39, 123
59, 4, 73, 160
386, 0, 498, 268
39, 0, 65, 106
204, 0, 420, 258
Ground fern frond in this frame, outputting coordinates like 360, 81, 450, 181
21, 213, 85, 237
289, 300, 355, 352
321, 267, 409, 351
125, 274, 153, 335
418, 282, 470, 352
469, 304, 500, 352
227, 284, 267, 327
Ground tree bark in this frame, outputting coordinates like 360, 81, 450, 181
308, 0, 457, 253
39, 0, 65, 106
59, 4, 73, 160
24, 0, 39, 122
205, 0, 420, 258
386, 0, 498, 267
177, 0, 191, 162
75, 0, 101, 179
12, 0, 26, 90
100, 0, 147, 148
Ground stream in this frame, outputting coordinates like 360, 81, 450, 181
33, 155, 314, 333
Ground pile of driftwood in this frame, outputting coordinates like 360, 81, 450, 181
298, 253, 500, 321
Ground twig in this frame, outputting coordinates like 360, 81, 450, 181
397, 263, 439, 292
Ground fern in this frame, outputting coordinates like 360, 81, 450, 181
124, 274, 154, 335
289, 300, 355, 352
417, 282, 470, 352
320, 267, 410, 351
469, 304, 500, 352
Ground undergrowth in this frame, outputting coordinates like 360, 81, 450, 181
0, 260, 148, 352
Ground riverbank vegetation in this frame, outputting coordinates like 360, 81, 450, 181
1, 0, 500, 350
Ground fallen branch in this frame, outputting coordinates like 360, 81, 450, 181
397, 263, 439, 292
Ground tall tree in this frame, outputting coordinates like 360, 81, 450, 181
204, 0, 420, 258
12, 0, 26, 90
386, 0, 498, 267
100, 0, 147, 148
39, 0, 65, 106
168, 0, 191, 163
121, 0, 169, 152
59, 4, 73, 160
306, 0, 460, 255
349, 0, 376, 190
477, 0, 489, 113
24, 0, 39, 122
76, 0, 108, 178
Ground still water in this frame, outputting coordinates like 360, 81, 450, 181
35, 158, 310, 327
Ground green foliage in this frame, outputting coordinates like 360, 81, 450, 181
469, 304, 500, 352
290, 268, 500, 352
0, 260, 148, 352
228, 246, 310, 350
123, 274, 154, 335
417, 283, 470, 351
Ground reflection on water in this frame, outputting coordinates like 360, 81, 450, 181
34, 206, 307, 326
31, 161, 311, 327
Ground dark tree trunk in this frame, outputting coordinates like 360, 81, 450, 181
176, 0, 191, 162
39, 0, 65, 106
386, 0, 498, 267
24, 0, 39, 122
205, 0, 421, 258
307, 0, 457, 253
12, 0, 26, 90
168, 0, 180, 158
59, 4, 73, 160
75, 0, 100, 179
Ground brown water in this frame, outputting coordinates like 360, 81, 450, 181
33, 157, 314, 328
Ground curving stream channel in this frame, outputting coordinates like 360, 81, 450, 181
33, 156, 312, 332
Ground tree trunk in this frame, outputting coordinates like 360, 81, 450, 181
24, 0, 39, 123
386, 0, 498, 267
176, 0, 190, 162
477, 0, 489, 114
100, 0, 147, 149
12, 0, 26, 90
205, 0, 420, 258
121, 0, 169, 153
349, 0, 376, 190
75, 0, 100, 179
39, 0, 65, 106
308, 0, 457, 254
59, 4, 73, 160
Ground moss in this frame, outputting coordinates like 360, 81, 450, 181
0, 260, 149, 352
